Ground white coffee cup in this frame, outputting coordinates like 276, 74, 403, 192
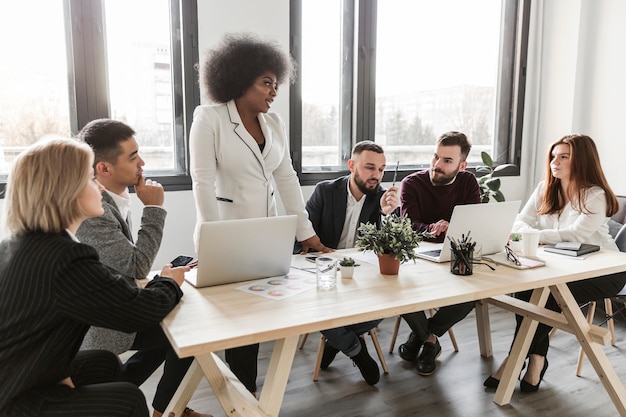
521, 230, 541, 257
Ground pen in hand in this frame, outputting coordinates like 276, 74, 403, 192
392, 161, 399, 186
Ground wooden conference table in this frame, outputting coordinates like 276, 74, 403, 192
161, 247, 626, 416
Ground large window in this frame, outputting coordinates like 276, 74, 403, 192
0, 0, 198, 189
291, 0, 529, 184
0, 1, 71, 175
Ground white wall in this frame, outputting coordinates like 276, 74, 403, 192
523, 0, 626, 195
2, 0, 625, 269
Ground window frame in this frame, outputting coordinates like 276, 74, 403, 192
0, 0, 199, 193
290, 0, 529, 186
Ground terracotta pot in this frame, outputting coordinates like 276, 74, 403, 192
377, 253, 401, 275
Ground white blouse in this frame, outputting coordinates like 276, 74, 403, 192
512, 181, 617, 250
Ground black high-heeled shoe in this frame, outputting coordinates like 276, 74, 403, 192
520, 357, 549, 393
483, 361, 526, 388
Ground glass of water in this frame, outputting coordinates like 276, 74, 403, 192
316, 257, 337, 290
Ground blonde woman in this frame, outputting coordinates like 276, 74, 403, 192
0, 138, 189, 417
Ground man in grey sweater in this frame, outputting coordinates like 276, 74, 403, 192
77, 119, 209, 417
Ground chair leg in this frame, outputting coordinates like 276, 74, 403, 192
312, 335, 325, 381
368, 329, 389, 374
298, 333, 309, 349
389, 316, 402, 353
605, 298, 616, 346
576, 301, 596, 376
447, 326, 459, 352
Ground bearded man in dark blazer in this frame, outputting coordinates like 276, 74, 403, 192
304, 140, 399, 385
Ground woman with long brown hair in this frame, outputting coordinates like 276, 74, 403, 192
484, 134, 626, 393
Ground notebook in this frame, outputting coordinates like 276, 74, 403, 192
543, 243, 601, 257
185, 215, 298, 288
415, 200, 521, 263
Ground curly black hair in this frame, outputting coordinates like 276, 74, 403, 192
200, 33, 296, 103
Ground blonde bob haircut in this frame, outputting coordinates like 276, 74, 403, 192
4, 137, 94, 235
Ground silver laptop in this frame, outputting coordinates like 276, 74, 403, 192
415, 201, 521, 263
186, 215, 298, 287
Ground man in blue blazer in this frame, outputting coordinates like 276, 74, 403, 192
305, 140, 399, 385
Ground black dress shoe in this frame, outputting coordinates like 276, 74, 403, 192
398, 332, 423, 362
351, 337, 380, 385
483, 375, 500, 388
320, 342, 340, 369
483, 361, 526, 388
520, 357, 548, 393
416, 339, 441, 376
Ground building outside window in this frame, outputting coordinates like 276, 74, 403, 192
292, 0, 529, 184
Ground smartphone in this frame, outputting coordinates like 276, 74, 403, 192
171, 255, 194, 267
305, 256, 318, 263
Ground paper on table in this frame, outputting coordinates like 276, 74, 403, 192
343, 250, 379, 265
236, 269, 316, 300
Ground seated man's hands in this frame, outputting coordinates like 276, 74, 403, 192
428, 219, 449, 237
300, 234, 334, 254
380, 185, 399, 215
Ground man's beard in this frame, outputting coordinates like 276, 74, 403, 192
430, 167, 460, 186
354, 172, 379, 195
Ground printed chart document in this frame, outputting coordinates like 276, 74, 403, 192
236, 269, 316, 300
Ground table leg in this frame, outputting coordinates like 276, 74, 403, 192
163, 359, 205, 416
550, 283, 626, 416
194, 335, 299, 417
475, 299, 493, 358
493, 287, 550, 406
258, 335, 299, 416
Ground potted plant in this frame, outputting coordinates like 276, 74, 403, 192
476, 151, 515, 203
339, 257, 356, 278
509, 232, 523, 253
356, 213, 421, 275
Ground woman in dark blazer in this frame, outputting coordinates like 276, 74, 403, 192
0, 138, 190, 417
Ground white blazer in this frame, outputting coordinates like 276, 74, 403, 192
189, 100, 315, 248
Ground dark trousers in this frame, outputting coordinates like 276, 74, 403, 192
40, 350, 148, 417
402, 302, 476, 341
225, 344, 259, 393
322, 319, 383, 356
513, 272, 626, 357
121, 325, 193, 412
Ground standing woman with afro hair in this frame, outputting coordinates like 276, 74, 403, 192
189, 33, 330, 394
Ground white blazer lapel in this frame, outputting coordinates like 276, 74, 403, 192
258, 113, 273, 157
226, 100, 266, 171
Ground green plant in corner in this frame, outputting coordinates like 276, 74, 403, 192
356, 213, 421, 263
339, 257, 356, 267
476, 151, 515, 203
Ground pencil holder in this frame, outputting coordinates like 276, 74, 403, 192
450, 248, 473, 276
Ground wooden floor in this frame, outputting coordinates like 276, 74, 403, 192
139, 304, 626, 417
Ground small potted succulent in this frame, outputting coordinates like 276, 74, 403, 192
509, 232, 523, 253
339, 257, 356, 278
